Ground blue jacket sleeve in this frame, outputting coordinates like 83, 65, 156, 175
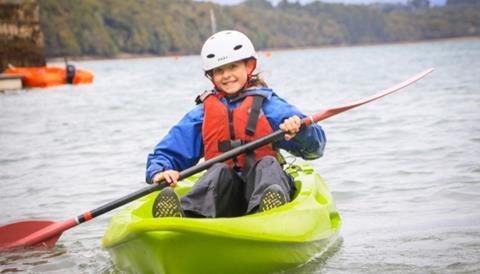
145, 105, 204, 183
263, 92, 326, 160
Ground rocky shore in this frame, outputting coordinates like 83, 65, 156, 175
0, 0, 45, 71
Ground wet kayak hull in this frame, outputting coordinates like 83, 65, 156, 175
108, 231, 334, 274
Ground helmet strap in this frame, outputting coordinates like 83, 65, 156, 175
244, 58, 257, 89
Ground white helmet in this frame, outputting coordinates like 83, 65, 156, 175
201, 30, 257, 71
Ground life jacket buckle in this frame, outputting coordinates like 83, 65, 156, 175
218, 139, 247, 152
195, 90, 213, 105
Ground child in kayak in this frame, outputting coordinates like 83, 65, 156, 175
147, 30, 326, 218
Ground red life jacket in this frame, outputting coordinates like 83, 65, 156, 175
200, 91, 278, 171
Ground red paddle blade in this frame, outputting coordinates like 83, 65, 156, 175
0, 219, 76, 251
0, 220, 57, 250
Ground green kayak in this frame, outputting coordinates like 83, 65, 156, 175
102, 164, 341, 274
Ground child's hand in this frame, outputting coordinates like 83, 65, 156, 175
153, 170, 180, 187
280, 115, 302, 141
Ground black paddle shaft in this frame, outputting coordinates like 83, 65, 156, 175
81, 127, 292, 223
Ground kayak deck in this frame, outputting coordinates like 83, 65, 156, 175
103, 164, 341, 274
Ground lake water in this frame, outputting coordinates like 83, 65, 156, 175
1, 38, 479, 273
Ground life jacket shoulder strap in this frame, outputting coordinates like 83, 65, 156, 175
245, 95, 265, 136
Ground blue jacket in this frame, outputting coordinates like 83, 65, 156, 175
146, 87, 326, 183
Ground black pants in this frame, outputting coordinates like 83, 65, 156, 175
180, 156, 294, 217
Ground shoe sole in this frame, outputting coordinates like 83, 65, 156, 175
152, 190, 183, 218
259, 189, 287, 212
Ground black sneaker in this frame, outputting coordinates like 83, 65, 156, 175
259, 185, 287, 212
152, 187, 184, 218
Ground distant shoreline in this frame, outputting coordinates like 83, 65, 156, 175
47, 36, 480, 64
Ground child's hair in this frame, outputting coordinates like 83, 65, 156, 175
248, 73, 268, 88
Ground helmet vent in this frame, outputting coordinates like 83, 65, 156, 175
234, 45, 243, 51
207, 54, 215, 59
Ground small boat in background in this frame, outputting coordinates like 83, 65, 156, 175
3, 65, 94, 88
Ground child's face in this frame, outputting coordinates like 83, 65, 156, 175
212, 59, 255, 95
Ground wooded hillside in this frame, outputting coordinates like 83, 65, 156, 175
39, 0, 480, 58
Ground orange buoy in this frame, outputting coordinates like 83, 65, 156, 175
3, 66, 94, 88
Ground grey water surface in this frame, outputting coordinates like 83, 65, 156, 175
1, 38, 479, 273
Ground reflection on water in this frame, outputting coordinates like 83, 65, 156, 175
0, 249, 66, 273
288, 237, 344, 274
1, 38, 479, 273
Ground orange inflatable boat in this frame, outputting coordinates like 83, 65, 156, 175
3, 65, 94, 88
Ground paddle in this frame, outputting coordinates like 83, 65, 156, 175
0, 68, 433, 251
